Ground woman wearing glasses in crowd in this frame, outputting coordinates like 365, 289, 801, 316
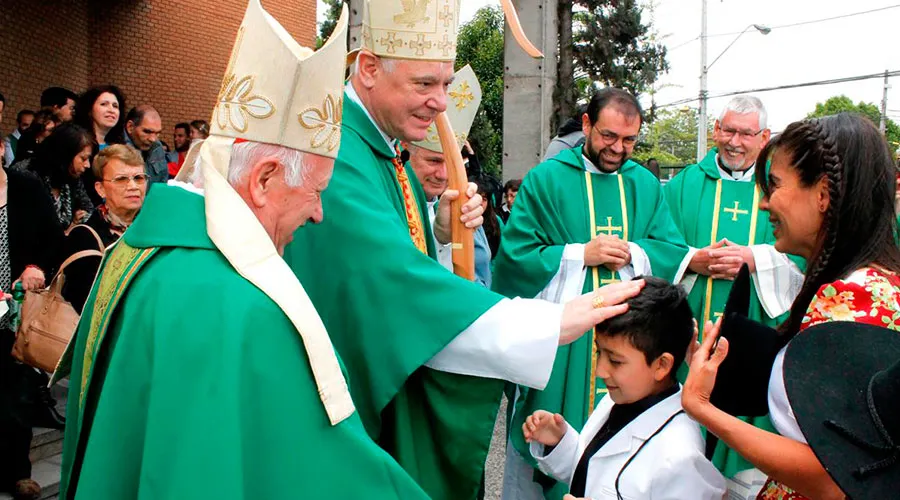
61, 144, 148, 313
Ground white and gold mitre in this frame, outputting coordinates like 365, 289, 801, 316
210, 0, 348, 158
413, 64, 481, 153
359, 0, 460, 61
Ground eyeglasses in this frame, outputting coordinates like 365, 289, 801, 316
104, 174, 149, 186
593, 127, 638, 148
719, 127, 764, 141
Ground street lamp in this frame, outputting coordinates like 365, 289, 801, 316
696, 9, 772, 162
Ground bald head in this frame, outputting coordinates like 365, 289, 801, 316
125, 105, 162, 151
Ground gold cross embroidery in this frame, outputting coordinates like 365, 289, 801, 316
601, 277, 620, 285
439, 4, 454, 27
723, 201, 749, 221
378, 32, 404, 54
449, 81, 474, 110
437, 34, 455, 57
714, 312, 723, 319
596, 217, 623, 236
408, 34, 433, 56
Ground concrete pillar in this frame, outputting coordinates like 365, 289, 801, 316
502, 0, 558, 182
348, 0, 364, 51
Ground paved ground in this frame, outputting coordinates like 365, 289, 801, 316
483, 395, 508, 500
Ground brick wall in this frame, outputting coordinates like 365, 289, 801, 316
0, 0, 91, 132
1, 0, 316, 141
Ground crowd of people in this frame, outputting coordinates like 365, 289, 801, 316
1, 0, 899, 499
0, 86, 217, 498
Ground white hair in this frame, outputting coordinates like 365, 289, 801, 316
719, 95, 768, 130
189, 141, 307, 188
349, 54, 397, 76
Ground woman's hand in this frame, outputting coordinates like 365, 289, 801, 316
15, 266, 46, 291
682, 317, 728, 420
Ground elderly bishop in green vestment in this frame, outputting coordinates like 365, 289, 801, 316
53, 3, 429, 499
283, 1, 646, 499
664, 96, 804, 498
491, 88, 689, 500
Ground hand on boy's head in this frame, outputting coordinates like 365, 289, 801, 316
522, 410, 567, 447
559, 279, 645, 346
682, 318, 730, 418
563, 495, 588, 500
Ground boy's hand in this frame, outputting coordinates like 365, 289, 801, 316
523, 410, 567, 447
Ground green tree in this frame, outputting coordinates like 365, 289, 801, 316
456, 6, 505, 176
316, 0, 343, 48
807, 95, 900, 148
632, 108, 709, 172
555, 0, 668, 128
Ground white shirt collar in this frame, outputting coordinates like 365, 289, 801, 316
715, 155, 755, 182
11, 129, 21, 140
582, 155, 618, 176
345, 81, 396, 152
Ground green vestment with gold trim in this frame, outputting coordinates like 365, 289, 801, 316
58, 185, 429, 500
664, 148, 805, 480
491, 146, 689, 499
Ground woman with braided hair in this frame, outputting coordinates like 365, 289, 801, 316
681, 112, 900, 500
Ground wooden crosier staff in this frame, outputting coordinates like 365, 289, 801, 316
437, 0, 542, 280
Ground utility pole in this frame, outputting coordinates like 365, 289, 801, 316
696, 0, 708, 162
880, 69, 890, 135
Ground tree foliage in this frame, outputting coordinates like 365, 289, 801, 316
316, 0, 343, 48
632, 108, 707, 169
573, 0, 667, 96
456, 6, 505, 175
556, 0, 669, 129
807, 95, 900, 148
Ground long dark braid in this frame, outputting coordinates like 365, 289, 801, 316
757, 113, 900, 336
781, 120, 844, 334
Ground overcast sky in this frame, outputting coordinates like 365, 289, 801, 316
320, 1, 900, 132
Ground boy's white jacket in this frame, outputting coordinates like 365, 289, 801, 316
531, 386, 726, 499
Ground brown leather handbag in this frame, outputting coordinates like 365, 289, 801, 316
11, 225, 104, 372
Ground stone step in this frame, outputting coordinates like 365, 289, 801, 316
0, 380, 68, 500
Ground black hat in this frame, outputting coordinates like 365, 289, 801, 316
710, 264, 783, 417
784, 321, 900, 499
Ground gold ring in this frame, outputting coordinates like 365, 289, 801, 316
592, 294, 605, 309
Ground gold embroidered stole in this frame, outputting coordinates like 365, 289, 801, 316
584, 170, 629, 414
392, 147, 428, 254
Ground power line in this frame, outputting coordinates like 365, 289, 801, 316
709, 4, 900, 38
657, 70, 900, 109
667, 4, 900, 51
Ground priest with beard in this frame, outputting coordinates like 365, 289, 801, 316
492, 87, 689, 500
662, 95, 804, 498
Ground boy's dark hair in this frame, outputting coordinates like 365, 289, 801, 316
595, 276, 692, 380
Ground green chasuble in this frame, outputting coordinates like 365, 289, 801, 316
58, 185, 429, 500
663, 148, 804, 479
284, 93, 507, 500
491, 146, 689, 499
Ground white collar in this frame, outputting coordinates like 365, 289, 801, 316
587, 385, 686, 459
583, 155, 618, 176
715, 155, 755, 182
11, 129, 21, 140
345, 81, 396, 151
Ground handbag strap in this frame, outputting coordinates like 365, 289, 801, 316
48, 249, 104, 291
66, 223, 105, 252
